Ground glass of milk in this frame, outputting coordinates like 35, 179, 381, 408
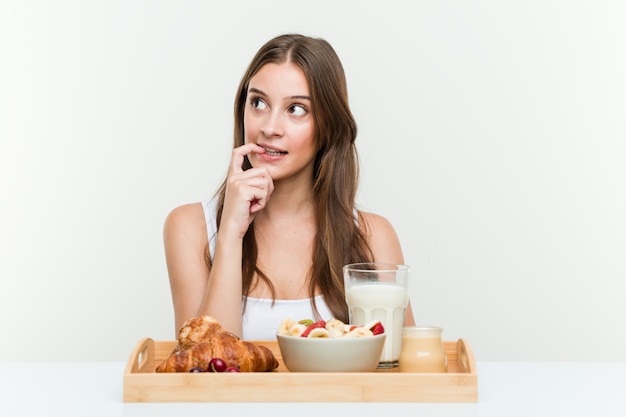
343, 262, 410, 369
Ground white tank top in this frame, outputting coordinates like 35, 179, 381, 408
201, 198, 335, 340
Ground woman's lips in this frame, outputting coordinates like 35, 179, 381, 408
259, 145, 287, 156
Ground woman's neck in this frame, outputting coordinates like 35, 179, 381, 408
261, 185, 315, 222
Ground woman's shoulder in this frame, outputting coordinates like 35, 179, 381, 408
357, 210, 396, 232
163, 202, 207, 239
357, 210, 404, 262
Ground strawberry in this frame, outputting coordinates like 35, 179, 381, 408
370, 321, 385, 335
300, 320, 326, 337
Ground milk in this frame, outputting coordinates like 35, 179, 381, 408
345, 283, 408, 364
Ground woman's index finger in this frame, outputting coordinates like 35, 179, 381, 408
230, 143, 264, 174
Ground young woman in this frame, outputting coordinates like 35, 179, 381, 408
164, 33, 414, 339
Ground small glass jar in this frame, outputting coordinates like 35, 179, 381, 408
398, 326, 448, 373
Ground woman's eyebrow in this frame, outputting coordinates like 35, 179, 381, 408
248, 87, 310, 101
248, 87, 266, 96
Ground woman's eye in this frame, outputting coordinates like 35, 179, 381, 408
250, 97, 267, 110
289, 104, 307, 116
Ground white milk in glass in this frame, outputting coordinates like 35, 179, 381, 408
345, 283, 408, 363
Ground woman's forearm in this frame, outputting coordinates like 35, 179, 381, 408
196, 233, 244, 337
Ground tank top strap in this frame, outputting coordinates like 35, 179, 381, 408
201, 197, 219, 261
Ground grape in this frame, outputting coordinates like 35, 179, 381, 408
189, 366, 205, 373
208, 357, 227, 372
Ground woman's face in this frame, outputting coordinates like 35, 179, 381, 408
244, 62, 317, 183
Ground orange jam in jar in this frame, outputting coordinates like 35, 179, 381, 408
398, 326, 448, 373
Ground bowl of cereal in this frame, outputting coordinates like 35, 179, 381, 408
275, 318, 386, 372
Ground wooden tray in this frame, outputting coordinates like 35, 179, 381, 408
123, 338, 477, 402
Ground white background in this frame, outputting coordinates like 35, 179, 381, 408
1, 0, 625, 362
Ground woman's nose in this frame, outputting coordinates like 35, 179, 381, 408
260, 112, 284, 137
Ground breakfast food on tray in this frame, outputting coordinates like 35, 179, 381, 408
156, 315, 279, 373
277, 318, 384, 338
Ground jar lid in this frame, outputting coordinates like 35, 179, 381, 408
402, 326, 443, 338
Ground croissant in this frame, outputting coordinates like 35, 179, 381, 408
156, 315, 278, 373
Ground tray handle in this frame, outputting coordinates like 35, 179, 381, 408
124, 337, 155, 375
456, 338, 476, 374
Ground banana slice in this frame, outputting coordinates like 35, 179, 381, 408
363, 320, 381, 332
307, 328, 330, 338
345, 327, 374, 338
327, 327, 344, 338
325, 318, 345, 330
277, 318, 296, 335
288, 323, 308, 336
325, 319, 347, 335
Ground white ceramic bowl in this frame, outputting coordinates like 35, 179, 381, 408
276, 333, 386, 372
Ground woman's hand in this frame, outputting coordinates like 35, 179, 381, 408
220, 144, 274, 239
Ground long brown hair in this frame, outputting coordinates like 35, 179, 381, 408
213, 34, 372, 322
